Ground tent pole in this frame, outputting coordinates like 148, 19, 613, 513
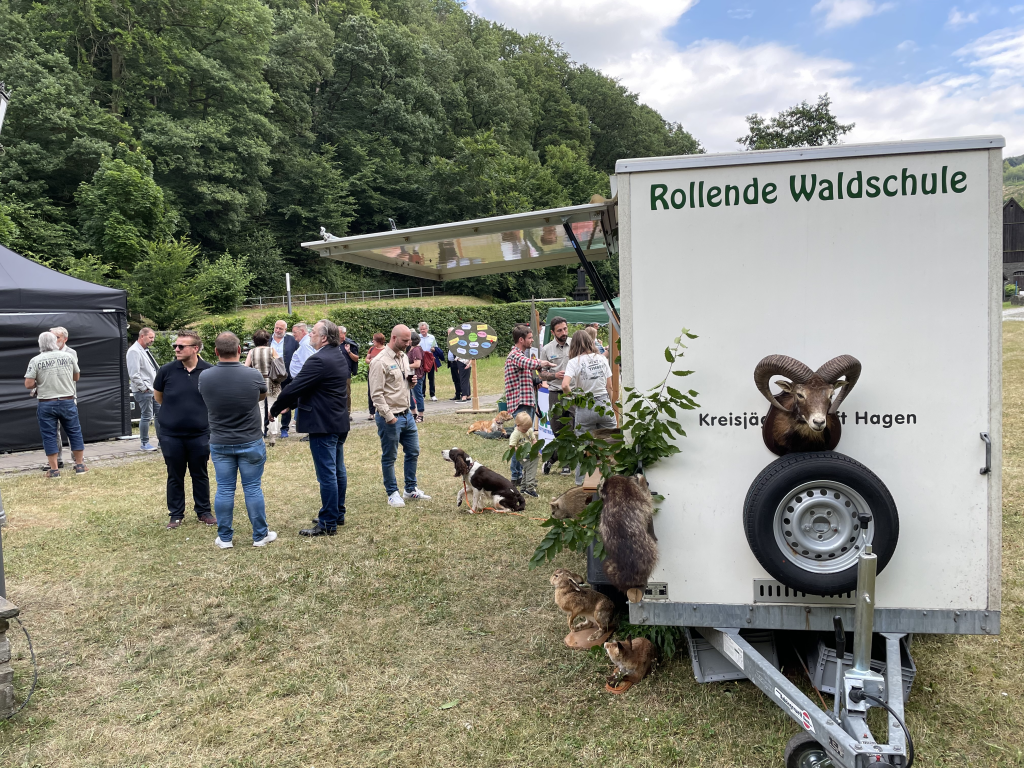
561, 220, 619, 333
610, 322, 621, 426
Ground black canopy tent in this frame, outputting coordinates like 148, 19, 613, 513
0, 245, 130, 452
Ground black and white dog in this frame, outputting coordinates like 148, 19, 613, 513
442, 447, 526, 512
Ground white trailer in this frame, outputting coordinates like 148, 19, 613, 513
302, 135, 1004, 767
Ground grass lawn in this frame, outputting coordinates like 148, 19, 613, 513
0, 332, 1021, 767
350, 355, 507, 414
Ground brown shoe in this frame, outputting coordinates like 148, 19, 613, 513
166, 519, 183, 530
198, 513, 217, 526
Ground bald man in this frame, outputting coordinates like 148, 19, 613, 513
368, 324, 430, 507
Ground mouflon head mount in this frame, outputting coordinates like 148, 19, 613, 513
754, 354, 861, 456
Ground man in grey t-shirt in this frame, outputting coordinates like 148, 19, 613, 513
540, 315, 572, 476
25, 331, 87, 477
198, 332, 276, 549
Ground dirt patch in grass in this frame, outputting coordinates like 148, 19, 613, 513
0, 332, 1020, 767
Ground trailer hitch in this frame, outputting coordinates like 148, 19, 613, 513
697, 546, 915, 767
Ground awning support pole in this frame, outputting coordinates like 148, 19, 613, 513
562, 220, 620, 334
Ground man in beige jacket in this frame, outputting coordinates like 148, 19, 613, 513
369, 324, 431, 508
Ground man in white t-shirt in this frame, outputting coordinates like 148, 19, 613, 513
561, 334, 616, 485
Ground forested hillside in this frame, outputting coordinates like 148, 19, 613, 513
1006, 154, 1024, 203
0, 0, 701, 318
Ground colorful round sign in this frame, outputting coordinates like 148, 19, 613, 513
447, 322, 498, 360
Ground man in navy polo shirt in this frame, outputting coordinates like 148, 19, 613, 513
153, 330, 216, 530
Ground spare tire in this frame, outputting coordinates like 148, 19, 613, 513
744, 451, 899, 595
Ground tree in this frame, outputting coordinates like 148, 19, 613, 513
1, 0, 707, 305
75, 144, 174, 272
0, 200, 16, 246
194, 252, 254, 314
62, 254, 115, 286
737, 94, 854, 151
126, 239, 204, 329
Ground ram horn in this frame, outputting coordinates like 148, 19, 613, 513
815, 355, 862, 414
754, 355, 815, 412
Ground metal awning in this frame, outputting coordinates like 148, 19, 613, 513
301, 203, 609, 281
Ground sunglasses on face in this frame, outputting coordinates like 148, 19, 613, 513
172, 343, 196, 350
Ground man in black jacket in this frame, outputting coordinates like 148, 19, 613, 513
270, 320, 300, 438
271, 319, 351, 535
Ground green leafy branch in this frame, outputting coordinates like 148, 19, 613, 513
526, 328, 700, 569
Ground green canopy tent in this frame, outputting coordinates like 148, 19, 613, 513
549, 298, 620, 326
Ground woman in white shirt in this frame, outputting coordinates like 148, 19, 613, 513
560, 331, 617, 485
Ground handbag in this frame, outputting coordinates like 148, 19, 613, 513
268, 353, 288, 384
251, 347, 288, 384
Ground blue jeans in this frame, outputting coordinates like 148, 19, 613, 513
410, 378, 425, 412
375, 411, 419, 495
136, 390, 160, 444
210, 439, 268, 543
510, 405, 535, 482
308, 433, 348, 529
37, 400, 85, 456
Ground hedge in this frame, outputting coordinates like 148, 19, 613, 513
191, 301, 598, 361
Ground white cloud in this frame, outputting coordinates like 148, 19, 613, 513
728, 7, 755, 19
947, 7, 979, 28
1011, 5, 1024, 14
812, 0, 895, 30
466, 1, 1024, 155
957, 26, 1024, 85
896, 39, 919, 52
466, 0, 696, 59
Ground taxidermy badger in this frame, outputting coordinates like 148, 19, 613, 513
598, 475, 658, 603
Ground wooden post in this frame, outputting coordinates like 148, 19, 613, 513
471, 359, 480, 410
456, 358, 495, 414
610, 321, 621, 426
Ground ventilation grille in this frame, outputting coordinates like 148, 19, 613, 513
644, 582, 669, 601
753, 579, 856, 605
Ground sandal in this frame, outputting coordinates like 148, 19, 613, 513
45, 469, 61, 479
74, 463, 88, 474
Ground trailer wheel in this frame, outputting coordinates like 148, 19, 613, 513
784, 732, 834, 768
744, 451, 898, 596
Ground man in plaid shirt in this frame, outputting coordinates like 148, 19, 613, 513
503, 325, 555, 484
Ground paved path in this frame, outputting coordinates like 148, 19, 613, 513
0, 394, 500, 477
1004, 307, 1024, 321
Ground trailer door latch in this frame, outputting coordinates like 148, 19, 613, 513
980, 432, 991, 475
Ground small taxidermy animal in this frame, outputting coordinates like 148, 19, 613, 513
442, 447, 525, 512
604, 637, 655, 685
550, 486, 596, 520
598, 475, 658, 602
467, 411, 510, 435
549, 568, 615, 642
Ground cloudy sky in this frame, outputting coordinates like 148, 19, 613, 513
465, 0, 1024, 156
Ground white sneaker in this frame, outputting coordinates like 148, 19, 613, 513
430, 396, 437, 401
214, 537, 233, 549
403, 488, 431, 501
253, 531, 278, 547
388, 491, 406, 508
